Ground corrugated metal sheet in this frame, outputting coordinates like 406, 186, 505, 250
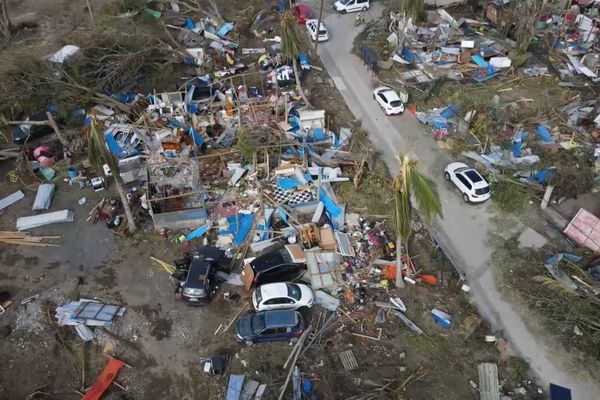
564, 208, 600, 252
478, 363, 500, 400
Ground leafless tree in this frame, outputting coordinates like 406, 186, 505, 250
0, 0, 10, 42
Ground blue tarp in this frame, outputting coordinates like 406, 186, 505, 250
529, 169, 554, 184
189, 127, 204, 145
225, 375, 245, 400
299, 52, 310, 69
277, 208, 288, 222
313, 127, 326, 141
104, 133, 139, 159
184, 223, 210, 241
440, 105, 460, 119
431, 308, 452, 329
545, 253, 582, 266
512, 140, 524, 157
471, 55, 489, 68
277, 177, 302, 190
216, 22, 234, 38
536, 124, 555, 143
219, 213, 254, 246
319, 189, 342, 218
184, 17, 196, 30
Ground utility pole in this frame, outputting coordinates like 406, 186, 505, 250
314, 0, 325, 53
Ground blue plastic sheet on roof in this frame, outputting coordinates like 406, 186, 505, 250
219, 213, 254, 246
536, 124, 555, 143
216, 22, 234, 37
184, 223, 210, 241
319, 188, 342, 218
313, 127, 326, 141
277, 177, 302, 190
104, 132, 139, 159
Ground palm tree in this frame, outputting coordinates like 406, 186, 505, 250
393, 154, 442, 288
88, 118, 137, 233
279, 12, 311, 107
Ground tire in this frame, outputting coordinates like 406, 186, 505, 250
342, 10, 347, 14
462, 193, 469, 203
362, 6, 367, 11
245, 340, 254, 346
290, 337, 299, 344
444, 172, 451, 181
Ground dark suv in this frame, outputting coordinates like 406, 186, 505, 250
243, 247, 306, 289
235, 310, 305, 345
174, 247, 223, 305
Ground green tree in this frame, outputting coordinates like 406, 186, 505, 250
88, 118, 137, 233
393, 155, 442, 287
279, 12, 311, 107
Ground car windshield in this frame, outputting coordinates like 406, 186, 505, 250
475, 186, 490, 195
318, 29, 327, 35
390, 100, 403, 107
251, 313, 266, 333
340, 0, 352, 4
286, 283, 301, 300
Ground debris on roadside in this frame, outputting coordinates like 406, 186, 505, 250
55, 298, 126, 341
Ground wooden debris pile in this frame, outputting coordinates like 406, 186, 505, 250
0, 231, 60, 247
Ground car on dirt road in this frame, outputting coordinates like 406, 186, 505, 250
293, 4, 314, 25
444, 162, 491, 203
252, 282, 314, 311
305, 19, 329, 42
334, 0, 370, 13
235, 309, 306, 345
373, 86, 407, 115
173, 247, 224, 305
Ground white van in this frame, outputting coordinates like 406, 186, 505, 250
334, 0, 370, 13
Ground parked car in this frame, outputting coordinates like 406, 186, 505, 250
235, 309, 306, 345
293, 5, 314, 25
243, 247, 306, 288
11, 112, 55, 144
252, 282, 314, 311
373, 86, 407, 115
174, 247, 224, 305
444, 162, 491, 203
305, 19, 329, 42
334, 0, 370, 13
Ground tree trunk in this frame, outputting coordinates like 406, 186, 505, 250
45, 112, 70, 148
114, 177, 137, 233
292, 58, 311, 107
0, 0, 10, 42
395, 236, 405, 288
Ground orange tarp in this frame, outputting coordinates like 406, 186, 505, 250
82, 357, 125, 400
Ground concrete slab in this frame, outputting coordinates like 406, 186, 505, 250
518, 227, 548, 249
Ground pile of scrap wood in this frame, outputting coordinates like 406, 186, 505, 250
0, 231, 61, 247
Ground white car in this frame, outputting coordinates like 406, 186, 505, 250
444, 162, 491, 203
334, 0, 370, 13
252, 282, 314, 311
373, 86, 407, 115
305, 19, 329, 42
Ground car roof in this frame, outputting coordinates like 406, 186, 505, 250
185, 259, 211, 288
375, 87, 400, 101
263, 310, 298, 328
250, 248, 294, 272
257, 282, 289, 299
464, 169, 484, 183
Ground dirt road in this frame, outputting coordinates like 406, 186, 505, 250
310, 2, 600, 398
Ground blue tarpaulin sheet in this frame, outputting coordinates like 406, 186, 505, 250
277, 208, 288, 222
216, 22, 234, 37
299, 52, 310, 69
184, 17, 195, 30
189, 128, 204, 145
545, 253, 581, 266
225, 375, 245, 400
529, 169, 554, 184
431, 308, 452, 329
319, 189, 342, 218
512, 140, 523, 157
277, 177, 302, 190
313, 127, 326, 141
471, 55, 489, 68
184, 223, 210, 241
440, 105, 460, 119
432, 120, 448, 129
104, 133, 138, 159
536, 124, 555, 143
219, 213, 254, 246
